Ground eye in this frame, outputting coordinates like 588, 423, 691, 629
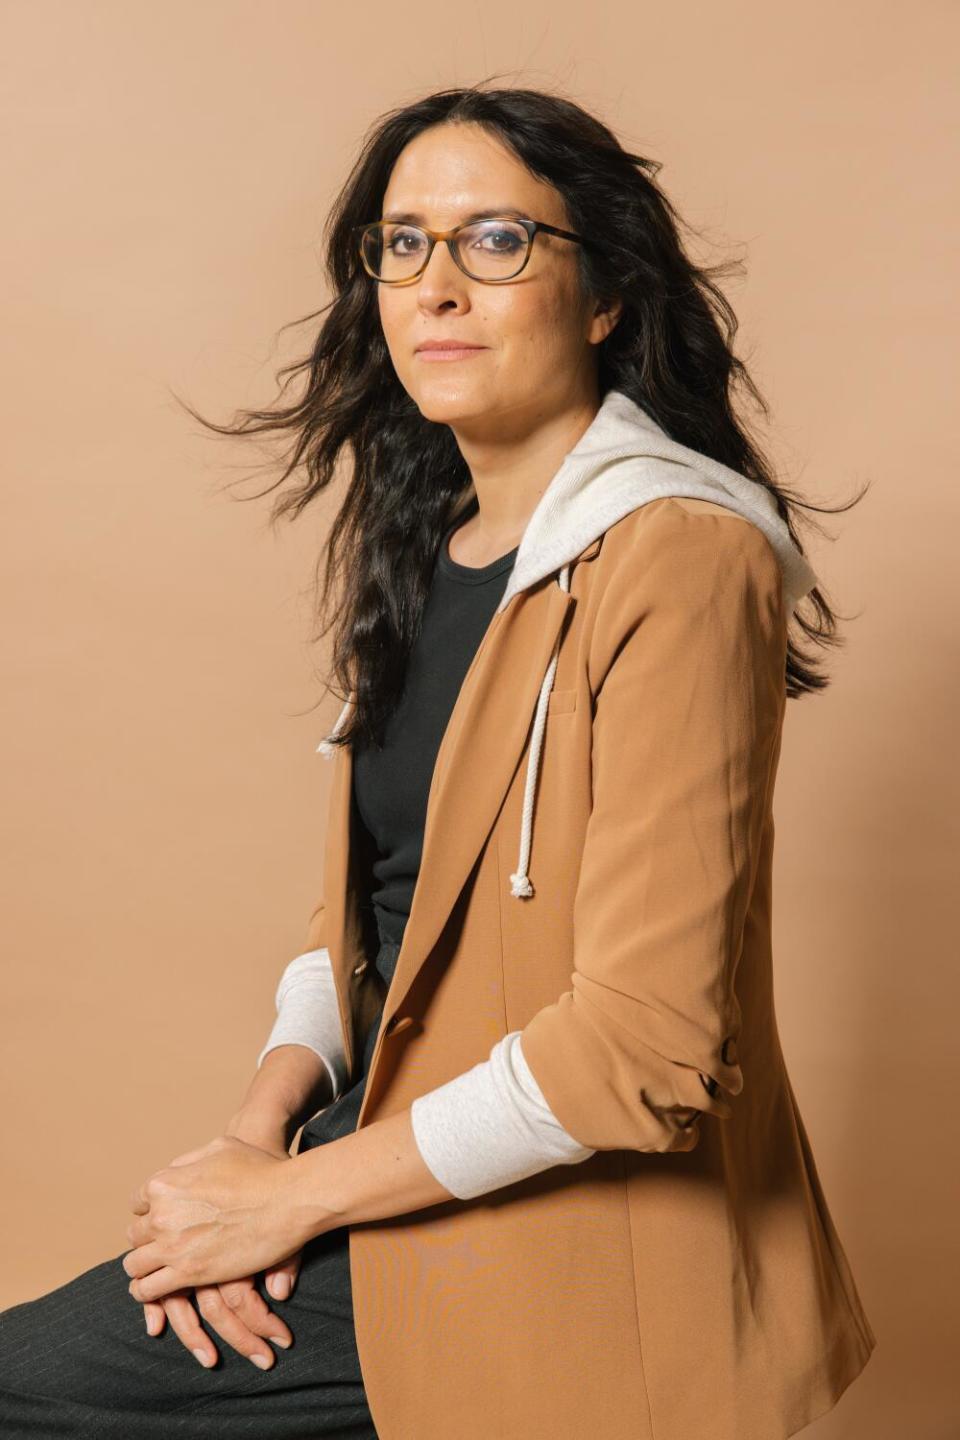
386, 227, 427, 255
470, 225, 524, 254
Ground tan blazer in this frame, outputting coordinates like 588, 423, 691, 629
302, 495, 877, 1439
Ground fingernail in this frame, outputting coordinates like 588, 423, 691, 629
268, 1275, 290, 1299
192, 1348, 213, 1367
251, 1354, 272, 1370
272, 1335, 292, 1349
145, 1312, 158, 1336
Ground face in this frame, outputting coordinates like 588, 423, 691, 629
373, 122, 621, 439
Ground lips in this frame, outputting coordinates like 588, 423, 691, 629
416, 341, 487, 352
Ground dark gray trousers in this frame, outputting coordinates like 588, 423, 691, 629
0, 938, 403, 1438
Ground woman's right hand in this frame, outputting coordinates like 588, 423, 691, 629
141, 1117, 304, 1369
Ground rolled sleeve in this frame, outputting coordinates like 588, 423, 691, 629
519, 505, 787, 1155
410, 1032, 596, 1200
257, 946, 349, 1100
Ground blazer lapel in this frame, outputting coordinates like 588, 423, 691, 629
387, 581, 573, 1010
321, 735, 379, 1082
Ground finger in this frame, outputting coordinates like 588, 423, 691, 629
265, 1252, 302, 1301
195, 1281, 292, 1367
128, 1185, 150, 1215
127, 1264, 183, 1303
160, 1291, 220, 1369
122, 1244, 166, 1281
220, 1277, 294, 1348
127, 1147, 211, 1219
143, 1301, 166, 1337
126, 1216, 153, 1247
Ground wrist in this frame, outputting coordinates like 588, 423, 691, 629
235, 1048, 334, 1141
283, 1141, 350, 1243
280, 1109, 455, 1244
225, 1103, 298, 1152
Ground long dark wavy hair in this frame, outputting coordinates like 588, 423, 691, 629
173, 80, 866, 750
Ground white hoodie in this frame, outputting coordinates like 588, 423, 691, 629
258, 388, 819, 1199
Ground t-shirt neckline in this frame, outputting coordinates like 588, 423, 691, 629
436, 494, 520, 584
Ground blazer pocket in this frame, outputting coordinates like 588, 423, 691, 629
547, 688, 577, 715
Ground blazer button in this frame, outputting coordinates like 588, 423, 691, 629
721, 1036, 738, 1066
352, 960, 368, 976
386, 1014, 414, 1035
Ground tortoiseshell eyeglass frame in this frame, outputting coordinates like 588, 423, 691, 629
351, 217, 587, 284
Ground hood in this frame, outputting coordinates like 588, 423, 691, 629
496, 387, 818, 615
318, 387, 818, 902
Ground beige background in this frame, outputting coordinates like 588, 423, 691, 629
2, 2, 957, 1435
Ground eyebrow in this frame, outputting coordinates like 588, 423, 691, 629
380, 206, 532, 225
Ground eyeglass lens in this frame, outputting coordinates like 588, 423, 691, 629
362, 220, 530, 281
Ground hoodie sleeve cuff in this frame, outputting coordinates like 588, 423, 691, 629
409, 1032, 596, 1201
257, 948, 349, 1101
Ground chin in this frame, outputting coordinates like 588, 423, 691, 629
409, 381, 494, 425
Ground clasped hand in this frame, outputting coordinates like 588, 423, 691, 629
122, 1134, 307, 1305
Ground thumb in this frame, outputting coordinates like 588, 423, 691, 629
166, 1140, 221, 1168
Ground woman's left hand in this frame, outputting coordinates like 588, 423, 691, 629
122, 1135, 309, 1303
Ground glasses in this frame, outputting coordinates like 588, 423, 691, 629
352, 216, 586, 284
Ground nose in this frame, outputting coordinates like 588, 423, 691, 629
417, 240, 469, 304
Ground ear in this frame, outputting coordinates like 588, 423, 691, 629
588, 293, 624, 346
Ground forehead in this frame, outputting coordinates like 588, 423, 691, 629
381, 123, 565, 225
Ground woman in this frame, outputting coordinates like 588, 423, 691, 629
0, 84, 876, 1438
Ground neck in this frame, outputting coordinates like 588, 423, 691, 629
450, 391, 601, 557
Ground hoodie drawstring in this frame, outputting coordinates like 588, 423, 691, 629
509, 563, 571, 899
316, 699, 353, 759
316, 562, 572, 903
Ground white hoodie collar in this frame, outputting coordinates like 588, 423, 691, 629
497, 387, 818, 614
319, 388, 818, 903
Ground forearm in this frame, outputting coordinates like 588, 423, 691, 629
284, 1107, 455, 1238
227, 1046, 334, 1151
279, 1030, 596, 1234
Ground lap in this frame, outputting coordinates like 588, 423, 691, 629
0, 1226, 377, 1438
0, 943, 400, 1437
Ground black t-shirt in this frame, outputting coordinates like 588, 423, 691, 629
352, 495, 519, 947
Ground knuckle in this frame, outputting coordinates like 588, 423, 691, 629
195, 1289, 223, 1317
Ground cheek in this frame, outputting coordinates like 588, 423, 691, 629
377, 289, 400, 340
377, 292, 414, 368
497, 287, 583, 360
